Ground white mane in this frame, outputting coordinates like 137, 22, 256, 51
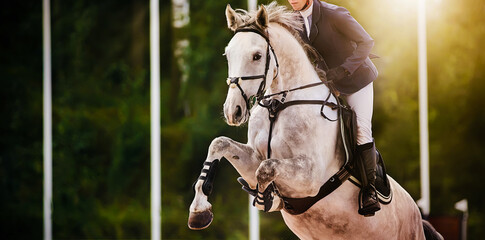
233, 2, 326, 81
235, 2, 304, 33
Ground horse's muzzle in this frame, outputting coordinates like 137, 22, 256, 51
224, 104, 246, 126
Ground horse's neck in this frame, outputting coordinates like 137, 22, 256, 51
268, 25, 329, 99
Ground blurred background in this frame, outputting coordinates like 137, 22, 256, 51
1, 0, 484, 239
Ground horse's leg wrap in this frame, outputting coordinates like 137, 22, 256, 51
193, 158, 221, 196
254, 182, 279, 212
189, 137, 260, 230
237, 177, 257, 197
237, 177, 276, 212
238, 177, 280, 212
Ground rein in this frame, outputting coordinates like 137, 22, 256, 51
260, 81, 326, 100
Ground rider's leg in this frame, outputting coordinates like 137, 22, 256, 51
346, 82, 374, 146
345, 82, 380, 216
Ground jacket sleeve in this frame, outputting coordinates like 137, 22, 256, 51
332, 8, 374, 75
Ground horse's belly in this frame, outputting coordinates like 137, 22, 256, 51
281, 206, 396, 240
280, 180, 425, 240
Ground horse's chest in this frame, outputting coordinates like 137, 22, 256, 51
249, 110, 309, 159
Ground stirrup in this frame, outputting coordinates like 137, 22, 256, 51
358, 186, 380, 217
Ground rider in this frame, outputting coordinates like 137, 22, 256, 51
287, 0, 380, 216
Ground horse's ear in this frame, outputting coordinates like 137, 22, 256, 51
255, 4, 269, 29
226, 4, 243, 31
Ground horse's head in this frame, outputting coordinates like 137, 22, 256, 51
223, 4, 278, 126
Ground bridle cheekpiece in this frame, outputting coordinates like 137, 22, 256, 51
226, 26, 279, 112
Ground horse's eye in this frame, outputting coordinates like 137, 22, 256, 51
253, 53, 262, 61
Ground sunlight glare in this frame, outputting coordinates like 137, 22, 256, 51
390, 0, 419, 15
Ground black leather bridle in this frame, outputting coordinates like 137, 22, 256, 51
226, 27, 279, 112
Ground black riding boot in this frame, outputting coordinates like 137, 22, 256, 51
357, 141, 381, 217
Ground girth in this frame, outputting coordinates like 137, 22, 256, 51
282, 165, 352, 215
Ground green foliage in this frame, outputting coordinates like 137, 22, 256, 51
0, 1, 44, 238
2, 0, 485, 239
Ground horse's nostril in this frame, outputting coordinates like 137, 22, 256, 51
235, 105, 242, 119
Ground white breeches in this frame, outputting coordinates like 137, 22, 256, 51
344, 82, 374, 145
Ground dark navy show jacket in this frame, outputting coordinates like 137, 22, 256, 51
299, 0, 378, 94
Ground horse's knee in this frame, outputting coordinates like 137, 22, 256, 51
209, 137, 231, 155
256, 159, 280, 186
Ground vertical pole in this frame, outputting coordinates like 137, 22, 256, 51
462, 211, 468, 240
417, 0, 430, 217
247, 1, 259, 239
150, 0, 161, 239
455, 199, 468, 240
249, 196, 260, 240
248, 0, 257, 13
43, 0, 52, 239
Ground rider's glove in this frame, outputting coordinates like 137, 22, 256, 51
326, 66, 350, 82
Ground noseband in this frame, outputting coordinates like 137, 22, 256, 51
226, 27, 279, 112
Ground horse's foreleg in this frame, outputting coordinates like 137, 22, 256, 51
188, 136, 260, 230
254, 155, 324, 211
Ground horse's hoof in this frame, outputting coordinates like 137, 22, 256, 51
188, 209, 213, 230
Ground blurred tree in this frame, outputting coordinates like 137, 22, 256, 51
49, 0, 151, 238
1, 0, 485, 239
0, 1, 43, 238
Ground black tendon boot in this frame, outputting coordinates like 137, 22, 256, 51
357, 141, 381, 216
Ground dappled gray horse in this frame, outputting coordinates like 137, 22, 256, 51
188, 3, 442, 239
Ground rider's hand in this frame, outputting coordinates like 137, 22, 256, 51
326, 66, 350, 82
